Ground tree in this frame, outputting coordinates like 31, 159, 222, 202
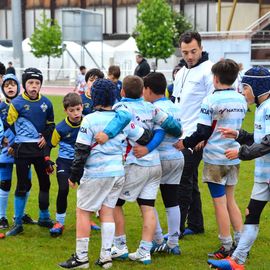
134, 0, 175, 70
29, 12, 62, 81
173, 11, 193, 47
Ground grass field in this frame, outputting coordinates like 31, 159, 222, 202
1, 96, 270, 270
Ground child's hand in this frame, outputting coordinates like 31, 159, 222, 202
173, 139, 185, 150
7, 147, 14, 156
95, 132, 109, 144
38, 135, 47, 148
68, 179, 77, 189
133, 145, 149, 158
225, 149, 239, 160
2, 137, 8, 148
218, 127, 238, 139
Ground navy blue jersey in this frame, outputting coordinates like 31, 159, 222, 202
51, 117, 81, 159
81, 92, 93, 116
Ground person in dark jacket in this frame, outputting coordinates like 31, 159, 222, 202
134, 53, 150, 78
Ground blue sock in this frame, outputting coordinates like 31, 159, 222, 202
56, 212, 66, 225
39, 209, 50, 220
0, 189, 9, 218
14, 196, 27, 225
23, 191, 30, 216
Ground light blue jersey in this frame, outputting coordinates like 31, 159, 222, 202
113, 98, 166, 166
199, 89, 247, 165
254, 98, 270, 183
76, 110, 144, 178
154, 98, 183, 161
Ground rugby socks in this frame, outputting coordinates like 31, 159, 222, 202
219, 235, 233, 251
39, 209, 50, 220
154, 209, 164, 244
14, 195, 27, 225
232, 224, 259, 265
56, 212, 66, 225
139, 240, 152, 255
0, 189, 9, 218
234, 230, 241, 246
76, 237, 89, 261
114, 234, 127, 249
100, 222, 115, 258
166, 206, 180, 247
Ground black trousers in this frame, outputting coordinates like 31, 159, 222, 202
178, 148, 204, 233
15, 157, 51, 211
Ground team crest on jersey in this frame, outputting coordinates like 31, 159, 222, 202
40, 102, 48, 112
84, 103, 90, 108
65, 133, 71, 138
24, 104, 30, 111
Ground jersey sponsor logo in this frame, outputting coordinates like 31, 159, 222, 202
23, 104, 30, 111
265, 114, 270, 120
114, 104, 127, 110
201, 108, 210, 115
40, 102, 48, 112
219, 108, 245, 114
130, 123, 135, 129
80, 127, 87, 134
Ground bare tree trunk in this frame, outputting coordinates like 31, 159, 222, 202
47, 56, 50, 81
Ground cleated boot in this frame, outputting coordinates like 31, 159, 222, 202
6, 224, 23, 236
50, 222, 64, 237
95, 257, 113, 269
90, 221, 100, 231
58, 254, 89, 269
164, 244, 181, 255
208, 245, 232, 259
0, 217, 9, 229
128, 249, 151, 265
111, 245, 129, 260
207, 257, 245, 270
22, 214, 37, 224
38, 217, 54, 228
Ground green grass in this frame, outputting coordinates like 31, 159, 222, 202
1, 98, 270, 269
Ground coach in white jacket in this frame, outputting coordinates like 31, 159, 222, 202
173, 31, 214, 236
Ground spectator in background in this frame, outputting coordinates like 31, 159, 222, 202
0, 62, 6, 101
107, 65, 122, 102
74, 66, 87, 94
6, 62, 16, 75
134, 53, 150, 78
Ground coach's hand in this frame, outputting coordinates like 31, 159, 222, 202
225, 149, 239, 160
194, 141, 205, 151
95, 132, 109, 144
133, 145, 149, 158
173, 139, 185, 151
218, 127, 238, 139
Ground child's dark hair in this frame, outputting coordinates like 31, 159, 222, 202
143, 72, 167, 95
63, 93, 82, 109
211, 59, 239, 85
0, 62, 6, 75
123, 75, 143, 99
79, 65, 86, 71
85, 68, 104, 82
179, 31, 202, 47
108, 65, 121, 79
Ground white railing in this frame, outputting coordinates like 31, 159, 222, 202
245, 11, 270, 32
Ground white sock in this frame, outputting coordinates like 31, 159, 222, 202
166, 206, 180, 247
100, 222, 115, 259
113, 235, 127, 249
76, 237, 89, 261
219, 235, 233, 251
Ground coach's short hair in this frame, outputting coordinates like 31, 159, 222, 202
179, 31, 202, 47
211, 59, 239, 85
123, 75, 143, 99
